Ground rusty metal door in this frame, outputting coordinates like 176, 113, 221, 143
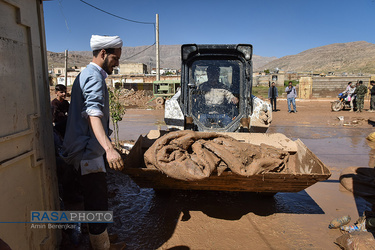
0, 0, 60, 248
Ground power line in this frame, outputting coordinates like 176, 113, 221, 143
124, 44, 155, 60
78, 0, 156, 60
58, 0, 70, 31
79, 0, 155, 25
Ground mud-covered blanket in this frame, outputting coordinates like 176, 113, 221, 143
144, 130, 289, 181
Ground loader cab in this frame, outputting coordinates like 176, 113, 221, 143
180, 44, 253, 132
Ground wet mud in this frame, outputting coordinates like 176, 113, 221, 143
63, 99, 375, 249
143, 130, 290, 181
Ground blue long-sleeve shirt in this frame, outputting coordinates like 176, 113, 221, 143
62, 63, 110, 172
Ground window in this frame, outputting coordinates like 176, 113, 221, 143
189, 59, 241, 129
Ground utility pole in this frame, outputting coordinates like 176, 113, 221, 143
64, 49, 68, 87
156, 14, 160, 81
149, 58, 152, 75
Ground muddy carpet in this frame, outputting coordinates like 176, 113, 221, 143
144, 130, 289, 181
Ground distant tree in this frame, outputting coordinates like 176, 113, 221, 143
284, 80, 299, 87
108, 82, 125, 150
264, 69, 270, 74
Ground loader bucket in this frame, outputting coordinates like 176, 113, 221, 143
122, 130, 331, 193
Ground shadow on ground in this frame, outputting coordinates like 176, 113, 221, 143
102, 170, 325, 249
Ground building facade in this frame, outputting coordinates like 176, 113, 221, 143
119, 63, 147, 75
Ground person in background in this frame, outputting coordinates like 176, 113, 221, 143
62, 35, 125, 249
343, 82, 352, 94
51, 84, 69, 138
368, 80, 375, 112
268, 82, 278, 112
51, 84, 82, 204
285, 81, 297, 113
342, 82, 356, 112
353, 80, 367, 113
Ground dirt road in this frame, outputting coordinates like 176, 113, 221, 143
100, 99, 375, 249
61, 98, 375, 249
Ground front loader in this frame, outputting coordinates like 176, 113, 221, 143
122, 44, 330, 193
164, 44, 271, 133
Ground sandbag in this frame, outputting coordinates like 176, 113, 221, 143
144, 130, 289, 181
335, 231, 375, 250
367, 132, 375, 142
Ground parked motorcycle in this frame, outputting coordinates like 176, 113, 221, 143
331, 93, 356, 112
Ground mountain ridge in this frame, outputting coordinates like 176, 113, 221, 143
47, 41, 375, 74
261, 41, 375, 74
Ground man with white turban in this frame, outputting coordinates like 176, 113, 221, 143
63, 35, 125, 249
90, 34, 123, 51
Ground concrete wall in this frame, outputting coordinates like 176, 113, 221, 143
108, 73, 372, 99
254, 73, 285, 87
311, 76, 371, 98
119, 63, 147, 75
0, 0, 60, 248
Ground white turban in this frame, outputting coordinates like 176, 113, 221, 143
90, 35, 123, 51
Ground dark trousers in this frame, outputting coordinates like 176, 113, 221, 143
81, 172, 108, 235
270, 98, 277, 111
371, 95, 375, 110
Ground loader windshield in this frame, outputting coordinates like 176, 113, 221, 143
190, 60, 241, 129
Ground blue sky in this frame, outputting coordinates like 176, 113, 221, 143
43, 0, 375, 58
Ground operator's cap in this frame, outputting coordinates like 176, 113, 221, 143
90, 35, 123, 51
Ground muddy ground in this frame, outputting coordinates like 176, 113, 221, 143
60, 97, 375, 249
